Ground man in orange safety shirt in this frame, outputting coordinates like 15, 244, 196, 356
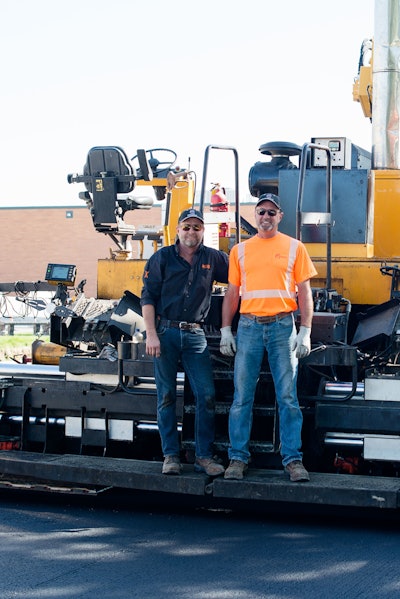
220, 193, 317, 482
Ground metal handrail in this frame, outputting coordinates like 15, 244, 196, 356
199, 145, 240, 244
296, 142, 332, 290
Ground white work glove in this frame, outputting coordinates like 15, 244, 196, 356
292, 326, 311, 359
220, 326, 237, 357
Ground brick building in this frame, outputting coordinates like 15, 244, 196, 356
0, 203, 256, 298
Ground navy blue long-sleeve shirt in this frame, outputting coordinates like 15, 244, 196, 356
140, 241, 228, 323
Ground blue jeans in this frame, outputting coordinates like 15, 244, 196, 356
228, 314, 303, 467
154, 324, 216, 459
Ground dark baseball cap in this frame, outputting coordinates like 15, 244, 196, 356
178, 208, 204, 223
255, 193, 281, 210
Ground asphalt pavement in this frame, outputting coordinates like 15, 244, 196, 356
0, 489, 399, 599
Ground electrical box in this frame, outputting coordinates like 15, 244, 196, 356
310, 137, 371, 170
311, 137, 352, 169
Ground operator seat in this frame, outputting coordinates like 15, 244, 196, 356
81, 146, 153, 235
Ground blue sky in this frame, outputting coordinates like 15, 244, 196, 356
1, 0, 374, 206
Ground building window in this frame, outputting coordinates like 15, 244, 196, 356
66, 210, 73, 219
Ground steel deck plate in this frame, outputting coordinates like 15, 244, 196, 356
0, 451, 207, 496
0, 452, 399, 509
213, 469, 400, 509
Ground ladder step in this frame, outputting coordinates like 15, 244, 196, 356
301, 212, 332, 225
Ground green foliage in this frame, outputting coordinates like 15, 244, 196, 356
0, 335, 49, 362
0, 334, 48, 349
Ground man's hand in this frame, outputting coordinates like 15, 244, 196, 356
292, 326, 311, 359
220, 326, 237, 357
145, 330, 161, 358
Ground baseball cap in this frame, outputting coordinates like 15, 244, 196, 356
178, 208, 204, 223
255, 193, 281, 210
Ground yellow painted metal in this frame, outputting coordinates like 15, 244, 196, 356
97, 259, 147, 299
311, 259, 391, 305
218, 236, 230, 254
353, 63, 373, 119
165, 177, 195, 244
306, 244, 374, 259
372, 170, 400, 258
32, 340, 67, 365
138, 179, 166, 187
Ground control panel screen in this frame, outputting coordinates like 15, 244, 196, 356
45, 263, 77, 285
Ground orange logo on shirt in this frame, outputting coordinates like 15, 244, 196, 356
202, 264, 211, 269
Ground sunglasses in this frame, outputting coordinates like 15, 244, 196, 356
180, 223, 203, 231
256, 208, 279, 217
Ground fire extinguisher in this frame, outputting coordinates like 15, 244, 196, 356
210, 183, 229, 237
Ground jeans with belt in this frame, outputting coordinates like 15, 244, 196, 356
228, 313, 303, 466
155, 323, 216, 459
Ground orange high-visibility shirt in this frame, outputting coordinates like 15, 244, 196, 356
228, 232, 318, 316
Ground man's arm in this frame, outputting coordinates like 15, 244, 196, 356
142, 303, 161, 358
141, 251, 164, 358
297, 279, 314, 327
220, 283, 240, 356
214, 250, 229, 285
221, 283, 240, 327
292, 279, 314, 358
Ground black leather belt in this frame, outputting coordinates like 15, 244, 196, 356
242, 312, 292, 324
159, 318, 202, 331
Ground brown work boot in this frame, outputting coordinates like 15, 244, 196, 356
224, 459, 248, 480
285, 460, 310, 482
194, 457, 225, 477
162, 455, 182, 475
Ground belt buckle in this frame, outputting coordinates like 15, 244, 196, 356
257, 315, 269, 324
179, 321, 188, 329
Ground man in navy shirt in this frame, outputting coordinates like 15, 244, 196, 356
141, 208, 229, 476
